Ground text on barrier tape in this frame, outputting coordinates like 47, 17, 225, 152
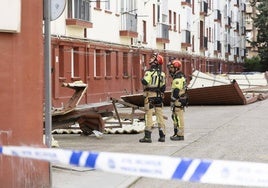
0, 145, 268, 187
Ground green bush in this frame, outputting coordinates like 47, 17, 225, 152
244, 56, 263, 72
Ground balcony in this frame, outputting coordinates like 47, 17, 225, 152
214, 40, 221, 52
66, 1, 93, 28
200, 36, 208, 50
200, 1, 208, 16
181, 30, 191, 48
225, 17, 231, 28
234, 0, 240, 7
234, 22, 239, 32
246, 21, 253, 30
181, 0, 191, 7
225, 44, 231, 55
246, 5, 253, 13
234, 47, 240, 57
156, 23, 170, 43
119, 12, 138, 38
214, 10, 221, 22
66, 19, 93, 28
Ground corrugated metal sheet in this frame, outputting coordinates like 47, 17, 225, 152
104, 118, 145, 134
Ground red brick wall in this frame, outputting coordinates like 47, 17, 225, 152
0, 0, 50, 187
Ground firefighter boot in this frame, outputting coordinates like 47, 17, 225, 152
170, 135, 184, 141
170, 128, 184, 141
139, 130, 152, 143
158, 130, 165, 142
170, 128, 178, 139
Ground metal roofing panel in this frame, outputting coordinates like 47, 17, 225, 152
121, 81, 246, 106
187, 81, 246, 105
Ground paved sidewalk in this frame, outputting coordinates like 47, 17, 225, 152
52, 99, 268, 188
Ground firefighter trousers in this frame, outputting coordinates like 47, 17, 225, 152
145, 106, 165, 134
172, 106, 184, 136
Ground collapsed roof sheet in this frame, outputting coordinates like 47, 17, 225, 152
121, 71, 268, 106
225, 72, 268, 89
187, 80, 246, 105
189, 70, 268, 89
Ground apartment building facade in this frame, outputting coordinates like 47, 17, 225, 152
245, 0, 259, 58
50, 0, 247, 106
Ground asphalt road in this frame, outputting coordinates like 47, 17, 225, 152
52, 99, 268, 188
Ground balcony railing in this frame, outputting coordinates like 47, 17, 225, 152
120, 12, 137, 32
181, 30, 191, 44
156, 22, 169, 40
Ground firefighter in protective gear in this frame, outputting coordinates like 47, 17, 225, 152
139, 53, 166, 143
168, 59, 187, 141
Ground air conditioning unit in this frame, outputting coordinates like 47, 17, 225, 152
133, 34, 143, 46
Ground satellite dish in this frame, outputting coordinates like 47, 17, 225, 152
51, 0, 66, 21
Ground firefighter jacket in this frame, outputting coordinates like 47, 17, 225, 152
141, 67, 166, 95
171, 71, 187, 102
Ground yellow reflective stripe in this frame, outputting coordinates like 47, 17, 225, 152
144, 71, 166, 88
171, 77, 186, 90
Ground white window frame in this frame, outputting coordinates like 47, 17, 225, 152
94, 50, 97, 77
105, 0, 110, 10
71, 48, 75, 78
69, 0, 90, 21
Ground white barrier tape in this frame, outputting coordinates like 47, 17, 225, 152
1, 146, 268, 187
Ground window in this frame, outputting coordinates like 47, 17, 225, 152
157, 3, 160, 22
178, 14, 180, 33
169, 10, 172, 30
68, 0, 90, 21
143, 20, 147, 42
121, 0, 136, 12
141, 54, 146, 71
59, 46, 64, 77
94, 49, 101, 77
153, 4, 156, 26
71, 48, 79, 78
123, 52, 128, 77
209, 27, 211, 42
173, 12, 176, 31
192, 35, 195, 52
185, 30, 191, 43
96, 0, 101, 9
105, 50, 111, 77
115, 51, 119, 77
105, 0, 110, 10
192, 0, 195, 14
